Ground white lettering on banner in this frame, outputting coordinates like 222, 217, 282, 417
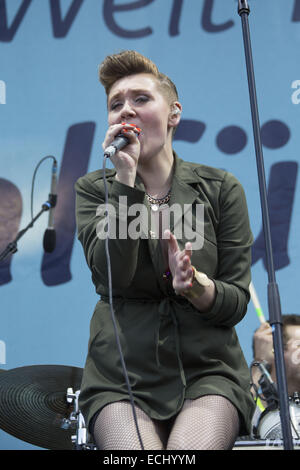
0, 80, 6, 104
291, 80, 300, 104
0, 340, 6, 364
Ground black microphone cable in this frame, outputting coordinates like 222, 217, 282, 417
31, 155, 57, 220
102, 153, 145, 451
0, 155, 57, 263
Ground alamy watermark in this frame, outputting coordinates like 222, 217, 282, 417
291, 80, 300, 104
96, 197, 205, 250
0, 80, 6, 104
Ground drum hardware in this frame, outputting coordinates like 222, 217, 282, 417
289, 393, 300, 439
254, 392, 300, 440
292, 392, 300, 405
62, 388, 96, 450
256, 360, 279, 410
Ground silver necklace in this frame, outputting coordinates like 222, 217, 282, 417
146, 189, 171, 212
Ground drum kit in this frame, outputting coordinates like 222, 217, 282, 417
254, 393, 300, 441
0, 365, 96, 450
234, 393, 300, 450
0, 364, 300, 450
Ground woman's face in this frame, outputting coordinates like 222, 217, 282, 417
107, 73, 177, 159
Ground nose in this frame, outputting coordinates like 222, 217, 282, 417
120, 100, 136, 119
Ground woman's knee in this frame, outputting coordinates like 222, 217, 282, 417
166, 396, 240, 450
92, 401, 166, 450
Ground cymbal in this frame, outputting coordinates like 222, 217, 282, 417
0, 364, 83, 450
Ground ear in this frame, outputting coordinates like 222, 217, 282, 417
168, 102, 182, 128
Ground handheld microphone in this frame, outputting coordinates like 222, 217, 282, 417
104, 134, 130, 158
104, 126, 141, 158
43, 159, 57, 253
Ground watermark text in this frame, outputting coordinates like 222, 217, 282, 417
96, 198, 205, 250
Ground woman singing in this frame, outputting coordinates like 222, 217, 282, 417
75, 50, 255, 450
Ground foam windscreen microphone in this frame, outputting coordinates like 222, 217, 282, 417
43, 159, 57, 253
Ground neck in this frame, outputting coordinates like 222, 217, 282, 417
137, 146, 175, 197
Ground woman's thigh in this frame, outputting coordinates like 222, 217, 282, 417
167, 395, 240, 450
92, 401, 170, 450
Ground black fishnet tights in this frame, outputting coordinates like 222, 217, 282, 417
92, 395, 240, 450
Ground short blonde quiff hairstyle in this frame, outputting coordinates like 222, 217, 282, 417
98, 50, 179, 106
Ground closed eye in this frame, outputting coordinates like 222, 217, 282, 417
110, 102, 122, 111
135, 95, 149, 103
109, 95, 150, 111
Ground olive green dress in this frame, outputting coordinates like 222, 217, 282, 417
75, 153, 255, 436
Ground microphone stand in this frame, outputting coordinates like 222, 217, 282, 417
0, 199, 54, 262
237, 1, 294, 449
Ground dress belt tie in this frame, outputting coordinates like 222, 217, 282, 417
100, 294, 186, 387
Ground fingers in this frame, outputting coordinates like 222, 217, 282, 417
102, 123, 140, 150
164, 230, 192, 253
164, 231, 194, 294
179, 253, 192, 273
178, 266, 193, 283
184, 241, 192, 259
173, 266, 193, 293
257, 322, 272, 335
164, 230, 179, 254
164, 230, 192, 270
178, 260, 193, 287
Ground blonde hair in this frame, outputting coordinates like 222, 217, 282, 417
98, 50, 179, 106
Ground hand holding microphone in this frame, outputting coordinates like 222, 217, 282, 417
104, 122, 141, 157
102, 123, 141, 187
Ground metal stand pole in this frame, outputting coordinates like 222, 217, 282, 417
237, 0, 293, 450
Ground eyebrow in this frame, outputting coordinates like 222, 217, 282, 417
108, 88, 151, 105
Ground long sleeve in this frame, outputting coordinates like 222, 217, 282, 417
75, 170, 145, 290
196, 171, 253, 328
